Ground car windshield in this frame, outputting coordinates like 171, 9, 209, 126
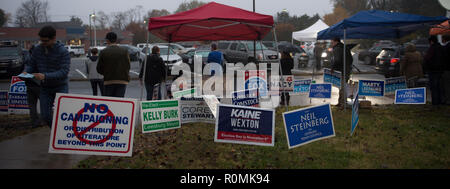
0, 48, 19, 56
195, 51, 210, 57
245, 42, 268, 51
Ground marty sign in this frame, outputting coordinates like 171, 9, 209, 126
358, 80, 385, 97
49, 93, 138, 157
214, 104, 275, 146
283, 104, 335, 149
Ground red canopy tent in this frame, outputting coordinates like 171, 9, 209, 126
147, 2, 274, 42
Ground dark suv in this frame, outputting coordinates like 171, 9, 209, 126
217, 41, 279, 65
0, 42, 25, 77
375, 47, 404, 78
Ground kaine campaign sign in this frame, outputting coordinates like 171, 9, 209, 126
214, 104, 275, 146
395, 87, 426, 104
309, 83, 332, 99
283, 104, 335, 149
180, 97, 215, 124
385, 76, 407, 94
293, 79, 312, 94
49, 93, 138, 157
358, 80, 385, 97
231, 89, 259, 107
141, 99, 181, 133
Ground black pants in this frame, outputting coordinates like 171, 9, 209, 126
429, 72, 443, 105
90, 79, 104, 96
104, 84, 127, 98
26, 85, 40, 127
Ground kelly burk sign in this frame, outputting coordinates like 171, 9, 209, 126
309, 83, 332, 99
231, 89, 259, 107
323, 68, 341, 88
395, 87, 426, 104
283, 103, 335, 149
293, 79, 311, 94
214, 104, 275, 146
385, 76, 407, 94
358, 80, 385, 97
180, 97, 215, 124
49, 93, 138, 157
141, 99, 181, 133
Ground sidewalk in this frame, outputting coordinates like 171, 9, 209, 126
0, 127, 88, 169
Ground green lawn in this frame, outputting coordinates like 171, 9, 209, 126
76, 105, 450, 169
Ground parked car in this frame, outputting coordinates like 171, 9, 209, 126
0, 42, 25, 77
218, 41, 279, 68
118, 44, 145, 63
358, 45, 393, 65
65, 45, 85, 57
375, 47, 404, 78
153, 43, 191, 54
142, 45, 183, 72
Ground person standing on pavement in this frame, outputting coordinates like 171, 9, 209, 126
279, 51, 293, 106
24, 26, 71, 127
85, 48, 103, 96
139, 46, 166, 100
96, 32, 130, 98
314, 41, 323, 70
330, 37, 352, 108
399, 43, 423, 86
424, 35, 444, 106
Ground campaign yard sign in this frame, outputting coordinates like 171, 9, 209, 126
395, 87, 426, 104
244, 70, 268, 97
358, 80, 385, 97
309, 83, 332, 99
385, 76, 407, 94
270, 75, 294, 91
49, 93, 138, 157
283, 103, 335, 149
141, 99, 181, 133
180, 97, 215, 124
323, 68, 341, 88
214, 104, 275, 146
231, 89, 259, 107
173, 88, 197, 99
351, 91, 360, 136
293, 79, 311, 94
203, 95, 221, 118
8, 76, 29, 114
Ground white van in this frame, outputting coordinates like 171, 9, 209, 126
65, 45, 85, 57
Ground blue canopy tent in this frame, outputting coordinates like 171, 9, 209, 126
316, 10, 447, 109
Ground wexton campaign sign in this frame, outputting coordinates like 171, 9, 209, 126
49, 93, 138, 157
395, 87, 426, 104
283, 104, 335, 149
358, 80, 385, 97
293, 79, 311, 94
141, 99, 181, 133
215, 104, 275, 146
384, 76, 407, 94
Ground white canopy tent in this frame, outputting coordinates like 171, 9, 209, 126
292, 19, 329, 42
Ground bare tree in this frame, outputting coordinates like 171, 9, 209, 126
14, 0, 50, 27
111, 11, 128, 30
95, 11, 110, 30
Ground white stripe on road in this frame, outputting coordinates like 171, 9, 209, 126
129, 70, 140, 75
75, 69, 87, 79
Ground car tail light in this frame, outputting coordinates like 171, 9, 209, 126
390, 58, 399, 65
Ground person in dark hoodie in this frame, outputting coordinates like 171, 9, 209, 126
23, 25, 71, 127
139, 46, 167, 100
330, 37, 352, 108
85, 48, 103, 96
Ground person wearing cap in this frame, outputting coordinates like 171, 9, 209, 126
96, 32, 130, 97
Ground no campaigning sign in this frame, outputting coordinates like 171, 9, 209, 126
49, 93, 138, 157
214, 104, 275, 146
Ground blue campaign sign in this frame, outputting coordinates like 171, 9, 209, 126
395, 87, 426, 104
232, 89, 259, 107
309, 83, 332, 98
215, 104, 275, 146
245, 77, 268, 97
351, 92, 359, 136
385, 76, 407, 94
293, 79, 311, 93
9, 76, 27, 94
358, 80, 385, 97
283, 104, 335, 149
8, 93, 29, 110
323, 68, 341, 88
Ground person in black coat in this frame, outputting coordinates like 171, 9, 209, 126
331, 37, 353, 107
279, 51, 293, 106
424, 36, 444, 105
139, 46, 167, 100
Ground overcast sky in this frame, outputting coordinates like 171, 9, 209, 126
0, 0, 334, 25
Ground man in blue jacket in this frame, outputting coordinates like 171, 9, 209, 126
24, 26, 71, 127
